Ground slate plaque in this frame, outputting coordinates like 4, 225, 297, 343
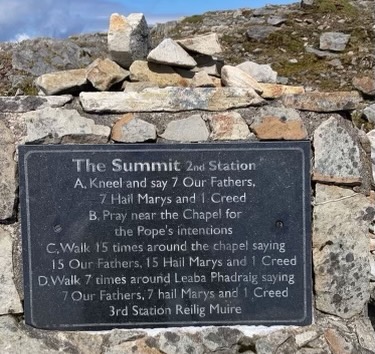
19, 142, 312, 330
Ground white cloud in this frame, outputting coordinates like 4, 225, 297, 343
0, 0, 129, 41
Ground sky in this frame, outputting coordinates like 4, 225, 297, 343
0, 0, 295, 42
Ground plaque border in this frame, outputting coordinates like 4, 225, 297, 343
19, 142, 312, 329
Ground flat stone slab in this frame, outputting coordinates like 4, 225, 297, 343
79, 87, 264, 113
221, 65, 263, 93
282, 91, 361, 112
237, 61, 277, 83
313, 116, 363, 185
35, 69, 88, 95
24, 107, 110, 144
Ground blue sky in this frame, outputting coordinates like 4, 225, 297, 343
0, 0, 295, 42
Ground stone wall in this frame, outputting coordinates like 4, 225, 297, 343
1, 6, 375, 353
0, 87, 374, 353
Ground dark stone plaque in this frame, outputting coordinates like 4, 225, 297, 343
19, 142, 312, 330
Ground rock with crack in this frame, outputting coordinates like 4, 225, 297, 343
147, 38, 197, 68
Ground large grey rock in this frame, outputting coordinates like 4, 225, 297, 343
364, 104, 375, 124
221, 65, 263, 93
251, 106, 307, 140
368, 130, 375, 182
0, 227, 23, 314
108, 13, 150, 69
129, 60, 190, 87
177, 33, 223, 56
313, 184, 372, 318
24, 107, 110, 144
147, 38, 197, 68
208, 112, 252, 140
111, 114, 157, 142
237, 61, 277, 83
161, 115, 209, 142
79, 87, 264, 113
12, 35, 107, 77
246, 25, 279, 41
313, 116, 363, 185
0, 122, 16, 220
35, 69, 88, 95
86, 58, 129, 91
282, 91, 361, 112
320, 32, 351, 52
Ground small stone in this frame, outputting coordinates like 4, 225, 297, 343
191, 71, 215, 87
247, 25, 279, 41
208, 112, 251, 140
313, 117, 363, 184
80, 87, 264, 113
352, 76, 375, 97
301, 0, 315, 7
313, 184, 371, 318
251, 106, 307, 140
289, 58, 298, 64
177, 33, 222, 56
161, 115, 209, 142
258, 83, 305, 99
108, 13, 150, 69
221, 65, 263, 93
328, 59, 343, 69
148, 38, 197, 68
0, 227, 23, 314
295, 331, 320, 347
0, 122, 16, 220
35, 69, 88, 95
24, 107, 110, 144
320, 32, 350, 52
236, 61, 277, 83
129, 60, 190, 87
86, 58, 129, 91
282, 91, 361, 112
324, 329, 353, 354
111, 114, 156, 142
364, 104, 375, 124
